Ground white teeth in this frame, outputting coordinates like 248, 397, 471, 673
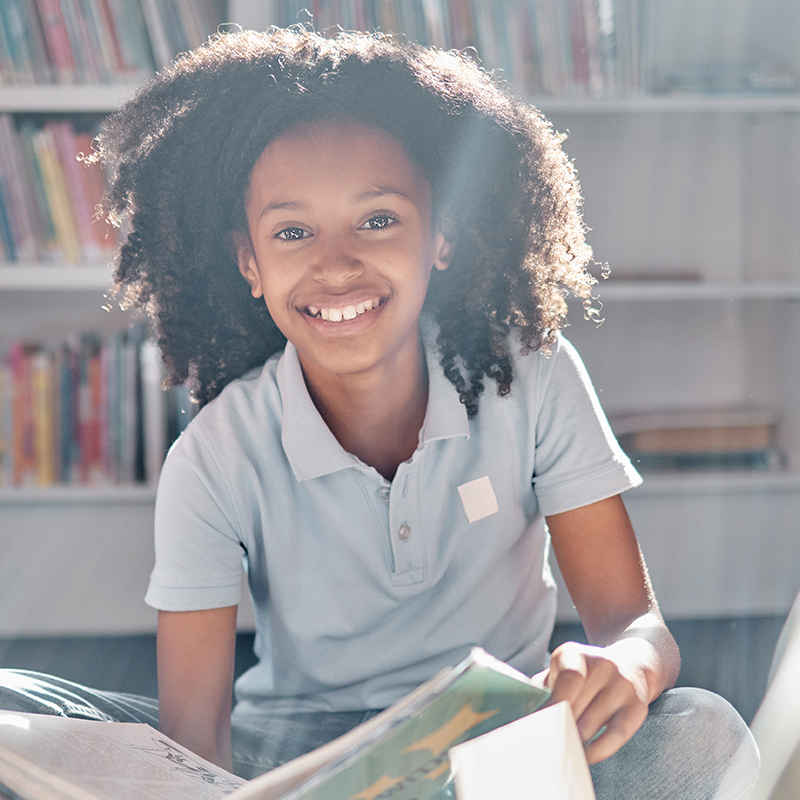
308, 297, 383, 323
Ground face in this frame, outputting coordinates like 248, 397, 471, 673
234, 120, 451, 390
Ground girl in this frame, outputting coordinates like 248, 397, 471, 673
1, 27, 757, 798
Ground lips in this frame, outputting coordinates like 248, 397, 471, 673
304, 296, 386, 322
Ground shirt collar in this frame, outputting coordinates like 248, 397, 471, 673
278, 324, 470, 483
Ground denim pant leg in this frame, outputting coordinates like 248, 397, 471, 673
230, 710, 382, 780
0, 668, 379, 782
0, 668, 159, 726
590, 687, 760, 800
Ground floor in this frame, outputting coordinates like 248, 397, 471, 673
0, 615, 787, 725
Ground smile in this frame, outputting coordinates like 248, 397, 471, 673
304, 297, 385, 322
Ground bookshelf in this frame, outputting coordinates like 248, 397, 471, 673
0, 0, 798, 634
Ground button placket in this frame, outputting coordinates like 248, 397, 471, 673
387, 463, 426, 585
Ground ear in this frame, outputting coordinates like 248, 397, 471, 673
230, 231, 264, 298
432, 228, 455, 272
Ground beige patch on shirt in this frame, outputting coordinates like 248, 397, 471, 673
457, 476, 499, 523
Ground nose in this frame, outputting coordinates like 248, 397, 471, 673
310, 234, 364, 286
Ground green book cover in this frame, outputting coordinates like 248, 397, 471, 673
273, 649, 550, 800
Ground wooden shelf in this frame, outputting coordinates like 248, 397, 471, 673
0, 484, 157, 506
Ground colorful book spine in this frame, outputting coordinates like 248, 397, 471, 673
0, 326, 195, 488
0, 0, 223, 84
0, 115, 117, 264
34, 0, 77, 82
10, 342, 36, 487
0, 355, 13, 486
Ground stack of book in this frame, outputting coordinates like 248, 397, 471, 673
610, 407, 783, 473
0, 325, 195, 489
0, 115, 115, 264
0, 0, 223, 83
254, 0, 652, 97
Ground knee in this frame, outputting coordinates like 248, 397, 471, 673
649, 688, 760, 797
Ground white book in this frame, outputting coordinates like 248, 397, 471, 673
449, 701, 596, 800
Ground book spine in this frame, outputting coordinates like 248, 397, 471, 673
59, 0, 95, 81
10, 342, 37, 487
49, 120, 97, 260
0, 115, 36, 262
32, 348, 57, 486
94, 0, 129, 76
140, 337, 166, 486
0, 179, 16, 262
0, 0, 36, 82
33, 0, 78, 82
0, 355, 13, 486
18, 122, 58, 261
32, 125, 82, 263
140, 0, 175, 69
22, 0, 55, 81
105, 0, 157, 76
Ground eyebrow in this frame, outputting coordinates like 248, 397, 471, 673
353, 186, 411, 203
259, 186, 411, 219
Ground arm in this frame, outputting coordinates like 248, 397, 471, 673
157, 605, 238, 771
544, 494, 680, 764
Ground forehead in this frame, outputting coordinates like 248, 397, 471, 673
245, 119, 431, 213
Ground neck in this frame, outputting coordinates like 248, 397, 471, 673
300, 344, 428, 482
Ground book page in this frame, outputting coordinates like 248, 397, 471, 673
0, 713, 245, 800
449, 701, 596, 800
233, 649, 550, 800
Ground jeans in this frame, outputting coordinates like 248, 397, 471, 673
0, 670, 758, 798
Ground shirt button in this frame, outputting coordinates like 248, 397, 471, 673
398, 524, 411, 541
378, 487, 390, 502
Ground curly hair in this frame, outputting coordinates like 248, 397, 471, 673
95, 26, 596, 415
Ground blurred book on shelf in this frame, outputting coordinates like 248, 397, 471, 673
652, 64, 799, 95
0, 324, 195, 489
0, 114, 115, 264
0, 0, 223, 84
230, 0, 654, 98
610, 407, 784, 473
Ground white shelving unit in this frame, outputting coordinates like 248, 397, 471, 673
2, 1, 799, 634
0, 83, 141, 113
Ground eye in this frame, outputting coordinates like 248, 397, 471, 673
276, 226, 309, 241
361, 214, 396, 231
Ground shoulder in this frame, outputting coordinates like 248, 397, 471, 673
165, 350, 284, 474
500, 330, 585, 410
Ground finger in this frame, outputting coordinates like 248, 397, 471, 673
545, 642, 593, 697
548, 652, 617, 722
573, 679, 639, 743
583, 702, 649, 764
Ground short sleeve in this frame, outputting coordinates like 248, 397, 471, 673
145, 424, 246, 611
532, 336, 641, 516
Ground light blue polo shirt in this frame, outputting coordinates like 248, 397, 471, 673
145, 326, 641, 714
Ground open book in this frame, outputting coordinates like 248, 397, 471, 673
0, 648, 593, 800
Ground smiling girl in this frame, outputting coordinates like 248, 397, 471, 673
0, 27, 758, 799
